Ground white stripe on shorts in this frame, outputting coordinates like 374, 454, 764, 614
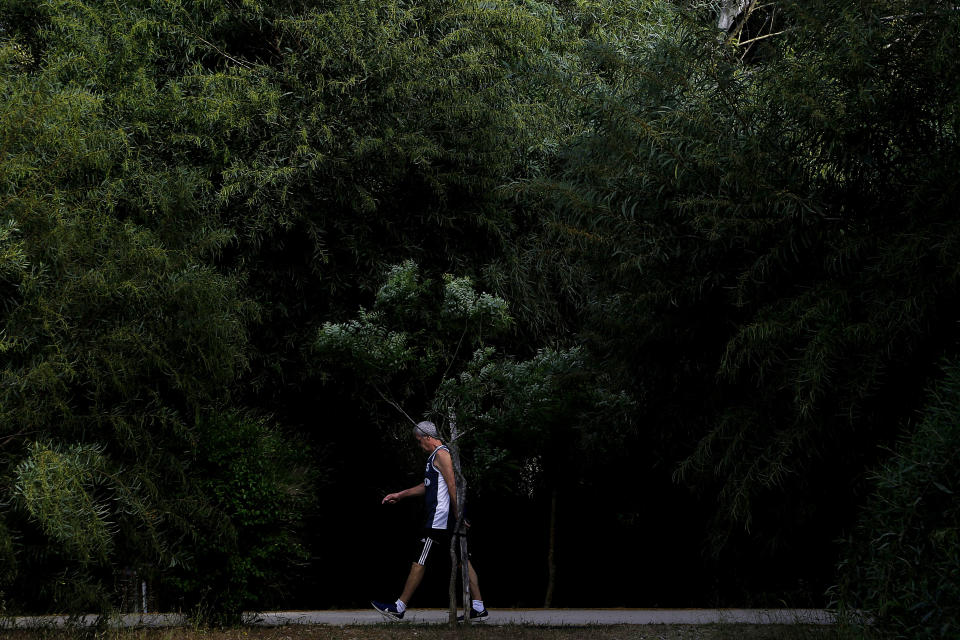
417, 536, 433, 565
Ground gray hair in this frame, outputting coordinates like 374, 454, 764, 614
414, 420, 439, 439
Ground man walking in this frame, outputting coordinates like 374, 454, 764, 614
372, 420, 488, 621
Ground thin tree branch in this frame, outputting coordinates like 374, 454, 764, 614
737, 29, 790, 47
373, 385, 419, 428
0, 430, 38, 450
179, 8, 254, 70
195, 35, 254, 69
449, 425, 477, 443
440, 319, 471, 387
726, 0, 759, 45
880, 9, 960, 22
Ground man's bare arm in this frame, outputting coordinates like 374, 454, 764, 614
382, 483, 426, 504
433, 448, 458, 517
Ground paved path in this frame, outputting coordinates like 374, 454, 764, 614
7, 608, 837, 628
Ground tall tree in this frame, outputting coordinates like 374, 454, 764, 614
314, 261, 512, 621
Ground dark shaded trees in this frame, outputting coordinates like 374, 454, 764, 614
499, 0, 960, 602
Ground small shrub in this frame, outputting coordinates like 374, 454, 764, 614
161, 411, 313, 622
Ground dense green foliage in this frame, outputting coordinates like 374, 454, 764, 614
514, 0, 960, 529
315, 260, 514, 415
1, 0, 958, 626
168, 412, 312, 619
315, 260, 627, 496
0, 0, 312, 617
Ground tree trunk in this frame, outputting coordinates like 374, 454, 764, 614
446, 410, 470, 625
544, 488, 558, 607
448, 532, 458, 624
459, 518, 470, 623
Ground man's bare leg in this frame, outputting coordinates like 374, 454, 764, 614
399, 562, 426, 605
467, 560, 482, 602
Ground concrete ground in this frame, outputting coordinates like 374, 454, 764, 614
7, 608, 837, 628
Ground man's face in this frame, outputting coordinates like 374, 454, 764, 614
415, 433, 432, 453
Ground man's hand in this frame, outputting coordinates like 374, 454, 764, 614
382, 492, 401, 504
